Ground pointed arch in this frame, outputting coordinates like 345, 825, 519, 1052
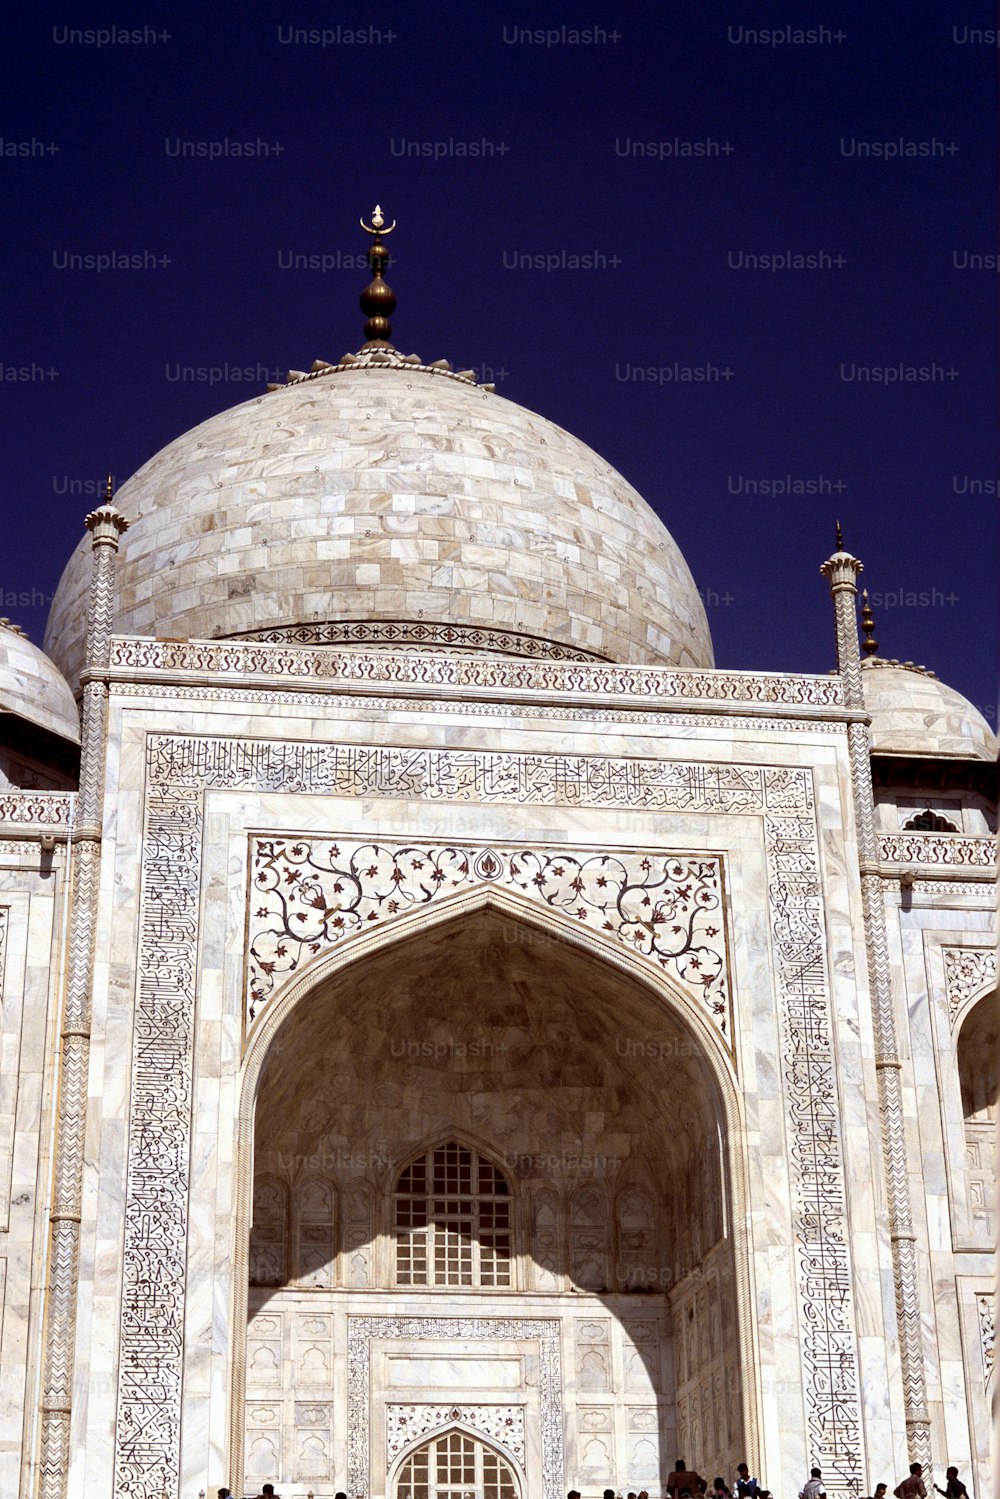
241, 884, 738, 1112
228, 888, 757, 1495
388, 1422, 526, 1499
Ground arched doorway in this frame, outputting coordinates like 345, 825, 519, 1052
394, 1428, 522, 1499
236, 901, 752, 1498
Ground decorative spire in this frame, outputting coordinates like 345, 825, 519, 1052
85, 472, 129, 545
820, 527, 864, 708
359, 203, 397, 347
860, 588, 879, 656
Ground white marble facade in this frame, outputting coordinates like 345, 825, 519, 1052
0, 358, 993, 1499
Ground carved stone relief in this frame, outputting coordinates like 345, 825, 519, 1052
386, 1404, 526, 1467
878, 832, 995, 868
348, 1318, 562, 1499
976, 1292, 995, 1386
108, 636, 845, 708
247, 839, 731, 1045
943, 947, 997, 1026
112, 733, 861, 1497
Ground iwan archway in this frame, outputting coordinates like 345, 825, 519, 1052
231, 894, 757, 1498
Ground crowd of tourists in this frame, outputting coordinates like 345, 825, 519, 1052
214, 1456, 972, 1498
567, 1458, 971, 1499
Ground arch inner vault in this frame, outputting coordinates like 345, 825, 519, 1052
238, 907, 750, 1497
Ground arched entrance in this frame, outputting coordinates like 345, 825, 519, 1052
234, 899, 754, 1498
394, 1428, 522, 1499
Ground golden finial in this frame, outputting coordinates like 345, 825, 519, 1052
860, 588, 878, 656
359, 203, 396, 346
103, 473, 114, 502
360, 204, 396, 236
835, 519, 844, 552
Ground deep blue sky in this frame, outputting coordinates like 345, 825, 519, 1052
3, 2, 996, 720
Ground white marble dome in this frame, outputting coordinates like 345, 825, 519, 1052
44, 357, 713, 688
862, 658, 996, 760
0, 619, 79, 744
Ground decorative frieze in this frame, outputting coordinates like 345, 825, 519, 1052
0, 792, 73, 827
112, 680, 848, 737
149, 733, 810, 816
247, 839, 731, 1043
765, 811, 861, 1489
114, 732, 860, 1498
942, 947, 997, 1025
878, 832, 996, 868
230, 617, 606, 663
108, 636, 845, 708
386, 1403, 526, 1466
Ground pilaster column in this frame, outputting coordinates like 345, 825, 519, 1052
821, 535, 931, 1466
38, 488, 128, 1499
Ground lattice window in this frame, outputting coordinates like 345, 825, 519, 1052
396, 1430, 519, 1499
394, 1142, 512, 1288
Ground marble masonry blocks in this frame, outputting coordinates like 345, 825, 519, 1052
670, 1244, 740, 1476
46, 367, 714, 690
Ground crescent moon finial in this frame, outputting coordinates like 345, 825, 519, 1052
360, 203, 396, 235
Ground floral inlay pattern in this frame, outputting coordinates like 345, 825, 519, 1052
248, 839, 730, 1042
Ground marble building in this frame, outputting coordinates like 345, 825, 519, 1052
0, 213, 994, 1499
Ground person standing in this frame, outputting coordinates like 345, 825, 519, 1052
894, 1465, 927, 1499
668, 1460, 708, 1497
799, 1470, 826, 1499
933, 1468, 968, 1499
734, 1463, 759, 1498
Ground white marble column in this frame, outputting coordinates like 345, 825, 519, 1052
37, 488, 127, 1499
821, 534, 932, 1466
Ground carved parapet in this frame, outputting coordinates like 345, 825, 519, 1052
878, 832, 996, 869
105, 636, 847, 711
0, 791, 73, 828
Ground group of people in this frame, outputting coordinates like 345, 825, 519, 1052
219, 1459, 971, 1499
569, 1458, 972, 1499
800, 1461, 969, 1499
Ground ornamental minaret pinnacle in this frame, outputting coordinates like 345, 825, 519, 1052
359, 203, 397, 347
819, 520, 864, 708
860, 588, 879, 656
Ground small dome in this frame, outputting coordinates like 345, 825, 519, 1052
0, 620, 80, 744
862, 658, 996, 761
44, 356, 713, 688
